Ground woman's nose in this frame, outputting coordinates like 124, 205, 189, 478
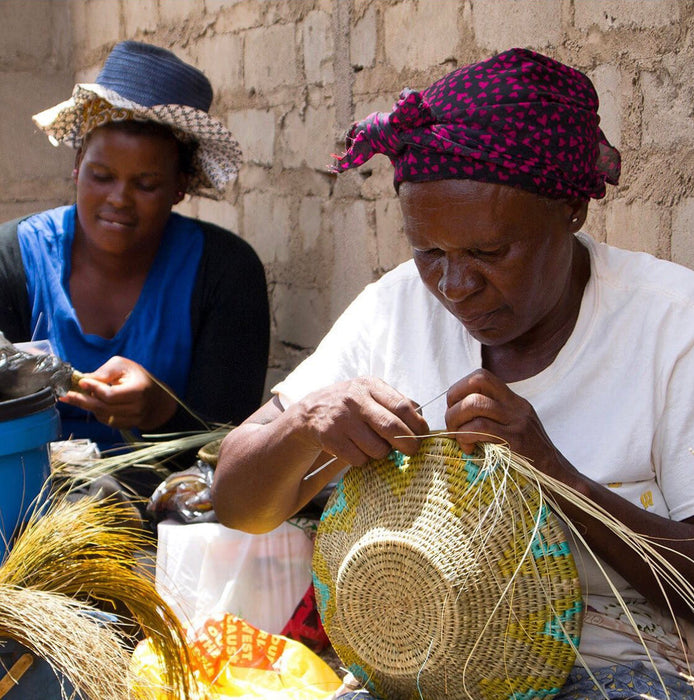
437, 253, 483, 301
106, 181, 131, 207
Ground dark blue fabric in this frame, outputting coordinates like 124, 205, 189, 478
0, 638, 80, 700
17, 205, 203, 452
96, 40, 213, 111
556, 662, 694, 699
334, 662, 694, 699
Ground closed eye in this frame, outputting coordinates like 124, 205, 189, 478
135, 180, 159, 192
413, 247, 443, 257
470, 246, 506, 260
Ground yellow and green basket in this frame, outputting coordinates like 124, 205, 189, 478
312, 435, 583, 700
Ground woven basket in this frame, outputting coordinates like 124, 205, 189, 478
312, 436, 583, 700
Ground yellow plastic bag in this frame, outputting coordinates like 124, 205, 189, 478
131, 612, 341, 699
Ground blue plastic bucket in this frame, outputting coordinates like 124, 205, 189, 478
0, 388, 60, 557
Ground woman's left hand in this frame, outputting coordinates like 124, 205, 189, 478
60, 356, 178, 431
446, 369, 694, 622
445, 368, 578, 483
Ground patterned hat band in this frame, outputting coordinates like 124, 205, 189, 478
79, 98, 197, 146
33, 84, 241, 200
80, 98, 137, 138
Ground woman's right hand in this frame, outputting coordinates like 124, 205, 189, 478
61, 355, 177, 431
212, 376, 429, 532
291, 376, 430, 469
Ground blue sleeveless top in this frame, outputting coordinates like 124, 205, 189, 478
17, 205, 204, 449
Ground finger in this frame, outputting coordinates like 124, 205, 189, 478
365, 387, 430, 452
59, 389, 102, 412
367, 406, 427, 455
349, 418, 403, 462
447, 368, 509, 407
76, 376, 115, 398
456, 438, 478, 455
86, 355, 131, 382
445, 388, 512, 455
452, 425, 506, 455
59, 389, 135, 427
85, 365, 125, 385
445, 391, 508, 433
314, 397, 416, 465
319, 422, 390, 467
78, 376, 143, 407
58, 392, 81, 409
369, 383, 429, 429
98, 407, 141, 429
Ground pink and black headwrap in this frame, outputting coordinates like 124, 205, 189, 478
333, 48, 621, 200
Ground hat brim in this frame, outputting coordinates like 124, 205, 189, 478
32, 84, 242, 199
313, 436, 583, 700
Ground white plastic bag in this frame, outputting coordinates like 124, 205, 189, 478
155, 519, 315, 633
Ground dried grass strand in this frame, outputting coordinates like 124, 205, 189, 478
317, 435, 694, 699
0, 495, 197, 699
0, 586, 133, 699
480, 441, 694, 691
51, 427, 231, 490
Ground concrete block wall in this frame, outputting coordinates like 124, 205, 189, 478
2, 0, 693, 391
0, 0, 75, 221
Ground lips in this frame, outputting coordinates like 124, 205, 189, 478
456, 307, 500, 330
97, 213, 136, 229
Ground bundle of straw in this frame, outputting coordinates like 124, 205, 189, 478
0, 493, 195, 699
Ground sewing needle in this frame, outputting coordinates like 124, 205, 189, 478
302, 387, 448, 480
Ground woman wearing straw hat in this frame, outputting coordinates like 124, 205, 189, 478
213, 49, 694, 698
0, 41, 269, 498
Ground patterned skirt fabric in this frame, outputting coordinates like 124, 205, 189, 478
335, 663, 693, 700
556, 662, 694, 699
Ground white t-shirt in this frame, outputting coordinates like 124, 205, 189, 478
274, 232, 694, 674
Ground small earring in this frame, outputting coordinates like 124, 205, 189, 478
571, 216, 579, 223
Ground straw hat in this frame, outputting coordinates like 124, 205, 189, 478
32, 40, 242, 199
312, 435, 583, 700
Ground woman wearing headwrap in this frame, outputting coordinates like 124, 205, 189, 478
213, 49, 694, 698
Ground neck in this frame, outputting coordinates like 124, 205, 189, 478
482, 238, 590, 382
72, 221, 159, 280
69, 220, 159, 338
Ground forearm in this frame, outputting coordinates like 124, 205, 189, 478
553, 462, 694, 621
212, 406, 342, 533
213, 378, 429, 533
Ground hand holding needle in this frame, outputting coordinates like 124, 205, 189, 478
302, 387, 448, 480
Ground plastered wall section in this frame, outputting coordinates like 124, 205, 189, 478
2, 0, 693, 392
0, 1, 75, 221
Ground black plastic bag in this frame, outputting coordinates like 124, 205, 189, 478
0, 332, 75, 400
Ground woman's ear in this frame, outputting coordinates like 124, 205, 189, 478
173, 174, 189, 205
72, 149, 83, 185
567, 199, 589, 233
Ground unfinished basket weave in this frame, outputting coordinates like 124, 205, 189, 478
312, 435, 583, 700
